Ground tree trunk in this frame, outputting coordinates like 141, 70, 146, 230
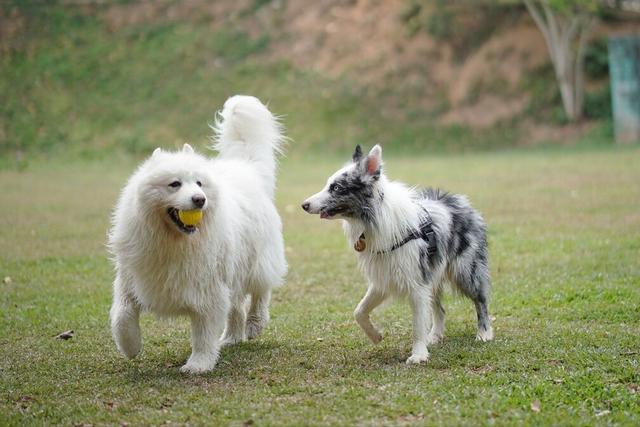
524, 0, 596, 122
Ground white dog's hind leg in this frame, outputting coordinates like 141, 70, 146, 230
246, 290, 271, 340
110, 276, 142, 359
354, 287, 386, 344
220, 300, 247, 347
181, 310, 226, 374
406, 290, 431, 364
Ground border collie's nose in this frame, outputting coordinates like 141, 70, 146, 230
301, 202, 310, 212
192, 195, 206, 208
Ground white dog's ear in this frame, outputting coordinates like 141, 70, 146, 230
182, 143, 194, 153
152, 147, 162, 157
365, 144, 382, 177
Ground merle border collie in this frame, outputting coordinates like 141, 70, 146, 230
302, 145, 493, 364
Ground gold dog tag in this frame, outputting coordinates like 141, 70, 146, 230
354, 235, 366, 252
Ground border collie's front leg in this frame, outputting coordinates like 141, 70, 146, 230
406, 290, 431, 364
354, 287, 386, 344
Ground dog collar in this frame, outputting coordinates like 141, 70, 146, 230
354, 210, 437, 256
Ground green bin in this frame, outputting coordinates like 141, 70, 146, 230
608, 35, 640, 144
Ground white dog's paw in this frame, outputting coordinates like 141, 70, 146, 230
220, 334, 245, 347
367, 329, 383, 345
113, 325, 142, 359
245, 315, 267, 340
426, 333, 444, 345
406, 352, 429, 365
476, 326, 494, 342
117, 339, 142, 359
179, 355, 217, 374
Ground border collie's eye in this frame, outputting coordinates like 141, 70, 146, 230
329, 183, 342, 193
168, 181, 181, 188
196, 181, 202, 187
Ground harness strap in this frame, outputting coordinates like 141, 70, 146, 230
355, 209, 437, 256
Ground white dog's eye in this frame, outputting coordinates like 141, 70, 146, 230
196, 181, 202, 187
168, 181, 181, 188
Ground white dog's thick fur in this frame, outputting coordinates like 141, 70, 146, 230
108, 95, 287, 373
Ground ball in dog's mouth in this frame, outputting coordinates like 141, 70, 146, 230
167, 208, 202, 234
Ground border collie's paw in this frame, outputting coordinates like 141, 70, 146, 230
476, 327, 494, 342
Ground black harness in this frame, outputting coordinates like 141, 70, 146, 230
355, 209, 437, 256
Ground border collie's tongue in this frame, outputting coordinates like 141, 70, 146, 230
320, 212, 330, 219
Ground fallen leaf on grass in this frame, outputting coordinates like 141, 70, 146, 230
55, 330, 74, 340
16, 395, 35, 409
397, 413, 425, 422
3, 276, 12, 285
531, 400, 541, 413
159, 398, 174, 409
243, 419, 254, 426
595, 410, 611, 417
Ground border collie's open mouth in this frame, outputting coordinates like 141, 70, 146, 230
167, 208, 197, 234
320, 207, 343, 219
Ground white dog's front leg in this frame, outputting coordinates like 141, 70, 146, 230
354, 287, 386, 344
110, 276, 142, 359
406, 290, 431, 364
181, 311, 225, 374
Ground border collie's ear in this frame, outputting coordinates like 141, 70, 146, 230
352, 144, 363, 162
182, 143, 194, 153
152, 147, 162, 157
365, 144, 382, 178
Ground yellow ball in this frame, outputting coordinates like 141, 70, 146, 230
178, 209, 203, 226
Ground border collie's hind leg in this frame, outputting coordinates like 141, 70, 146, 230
474, 292, 493, 342
452, 254, 494, 342
427, 286, 446, 345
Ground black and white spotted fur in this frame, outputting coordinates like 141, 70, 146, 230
302, 145, 493, 364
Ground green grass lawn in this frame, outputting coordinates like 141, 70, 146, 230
1, 147, 639, 426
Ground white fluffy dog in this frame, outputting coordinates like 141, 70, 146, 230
108, 95, 287, 373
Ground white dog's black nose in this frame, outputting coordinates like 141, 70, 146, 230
192, 195, 206, 208
301, 202, 310, 212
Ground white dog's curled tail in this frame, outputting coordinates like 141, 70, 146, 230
212, 95, 285, 193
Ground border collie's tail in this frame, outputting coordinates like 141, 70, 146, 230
212, 95, 284, 194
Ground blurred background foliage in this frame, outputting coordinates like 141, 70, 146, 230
0, 0, 637, 164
